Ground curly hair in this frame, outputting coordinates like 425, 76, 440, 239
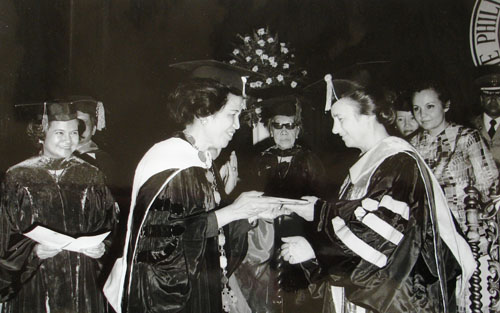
26, 121, 45, 150
167, 78, 237, 127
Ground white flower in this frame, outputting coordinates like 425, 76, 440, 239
266, 78, 273, 85
245, 56, 252, 62
291, 54, 295, 58
271, 61, 278, 68
267, 37, 274, 43
283, 63, 289, 69
255, 49, 263, 56
261, 54, 269, 60
250, 82, 257, 88
281, 47, 289, 54
277, 74, 284, 82
255, 107, 262, 114
280, 42, 286, 47
258, 39, 265, 47
302, 70, 308, 76
255, 81, 263, 87
229, 59, 236, 64
257, 28, 266, 35
232, 49, 240, 55
252, 65, 259, 72
290, 81, 297, 88
268, 56, 275, 63
244, 36, 251, 43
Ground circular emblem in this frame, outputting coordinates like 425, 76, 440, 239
470, 0, 500, 66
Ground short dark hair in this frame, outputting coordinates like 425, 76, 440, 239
345, 86, 396, 129
411, 79, 451, 105
167, 78, 237, 126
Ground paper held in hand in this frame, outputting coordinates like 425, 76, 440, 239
261, 196, 310, 204
24, 226, 110, 252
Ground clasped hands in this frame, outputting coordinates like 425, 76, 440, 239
246, 195, 319, 222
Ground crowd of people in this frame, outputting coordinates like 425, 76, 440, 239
0, 61, 499, 313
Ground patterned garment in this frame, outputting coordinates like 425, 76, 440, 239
410, 123, 498, 232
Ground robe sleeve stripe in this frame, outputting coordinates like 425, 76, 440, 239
354, 207, 404, 245
331, 216, 387, 268
361, 195, 409, 220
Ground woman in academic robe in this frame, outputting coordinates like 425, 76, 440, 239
104, 78, 281, 313
0, 100, 119, 313
280, 80, 476, 313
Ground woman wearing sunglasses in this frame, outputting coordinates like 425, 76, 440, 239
235, 89, 325, 313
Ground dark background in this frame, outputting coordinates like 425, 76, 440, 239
0, 0, 484, 196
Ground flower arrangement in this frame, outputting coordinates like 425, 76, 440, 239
227, 27, 308, 126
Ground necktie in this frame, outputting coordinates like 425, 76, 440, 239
489, 119, 497, 139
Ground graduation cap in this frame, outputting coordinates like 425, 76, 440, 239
334, 61, 391, 86
474, 65, 500, 94
247, 85, 303, 123
15, 100, 79, 131
68, 95, 106, 131
170, 59, 264, 97
303, 74, 363, 112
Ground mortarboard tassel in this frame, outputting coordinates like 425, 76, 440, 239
96, 101, 106, 131
241, 76, 248, 109
42, 102, 49, 131
324, 74, 334, 112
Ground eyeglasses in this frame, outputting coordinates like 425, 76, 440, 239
271, 122, 297, 130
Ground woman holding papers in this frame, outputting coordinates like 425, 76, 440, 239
104, 78, 280, 313
0, 100, 118, 313
279, 80, 475, 313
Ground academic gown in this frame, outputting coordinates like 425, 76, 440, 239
301, 136, 475, 313
104, 134, 249, 313
0, 155, 118, 313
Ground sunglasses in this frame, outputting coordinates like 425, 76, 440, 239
271, 122, 297, 130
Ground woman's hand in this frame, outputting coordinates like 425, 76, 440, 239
35, 244, 62, 259
280, 236, 315, 264
283, 196, 318, 221
81, 242, 105, 259
220, 151, 239, 195
255, 204, 292, 220
215, 191, 282, 227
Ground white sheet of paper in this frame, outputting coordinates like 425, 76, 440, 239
24, 226, 110, 252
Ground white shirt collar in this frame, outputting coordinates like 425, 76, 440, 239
483, 113, 500, 130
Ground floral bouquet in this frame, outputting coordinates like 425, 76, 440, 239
227, 27, 308, 126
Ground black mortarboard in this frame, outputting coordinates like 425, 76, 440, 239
335, 61, 391, 86
474, 65, 500, 93
248, 86, 302, 122
170, 59, 264, 96
15, 100, 78, 130
303, 75, 363, 112
69, 95, 106, 131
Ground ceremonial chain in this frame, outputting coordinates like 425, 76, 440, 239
206, 166, 236, 311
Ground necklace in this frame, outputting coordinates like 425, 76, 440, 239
206, 166, 236, 311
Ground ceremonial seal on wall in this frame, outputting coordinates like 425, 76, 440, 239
470, 0, 500, 66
